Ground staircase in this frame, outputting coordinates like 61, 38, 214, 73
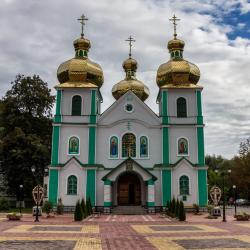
112, 206, 146, 215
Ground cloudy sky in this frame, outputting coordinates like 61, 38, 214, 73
0, 0, 250, 159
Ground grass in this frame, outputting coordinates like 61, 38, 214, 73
0, 207, 32, 213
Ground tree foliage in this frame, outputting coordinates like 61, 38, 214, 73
0, 74, 55, 198
230, 139, 250, 199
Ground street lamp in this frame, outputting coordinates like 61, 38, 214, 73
19, 184, 23, 214
233, 185, 237, 216
215, 168, 231, 222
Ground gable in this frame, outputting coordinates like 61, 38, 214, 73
98, 91, 160, 127
102, 158, 157, 182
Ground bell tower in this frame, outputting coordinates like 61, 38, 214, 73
49, 15, 104, 206
156, 15, 207, 206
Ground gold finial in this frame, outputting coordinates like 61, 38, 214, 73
77, 14, 88, 38
125, 35, 136, 58
169, 14, 180, 39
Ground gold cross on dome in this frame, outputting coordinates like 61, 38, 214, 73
169, 14, 180, 39
125, 35, 136, 58
77, 14, 88, 38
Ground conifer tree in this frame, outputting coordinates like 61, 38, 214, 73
178, 201, 186, 221
74, 200, 83, 221
171, 197, 176, 214
81, 198, 86, 218
175, 199, 180, 217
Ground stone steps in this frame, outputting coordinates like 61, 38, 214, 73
112, 206, 146, 215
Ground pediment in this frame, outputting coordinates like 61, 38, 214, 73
102, 158, 157, 182
98, 91, 160, 127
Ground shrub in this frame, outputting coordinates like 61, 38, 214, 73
166, 200, 170, 213
74, 200, 83, 221
81, 198, 87, 218
178, 201, 186, 221
171, 197, 176, 214
7, 212, 22, 220
57, 198, 64, 215
193, 203, 200, 214
207, 204, 213, 215
0, 197, 9, 211
86, 197, 93, 216
175, 199, 180, 217
43, 201, 53, 216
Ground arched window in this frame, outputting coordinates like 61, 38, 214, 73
179, 175, 189, 195
110, 136, 118, 158
140, 136, 148, 158
122, 133, 136, 158
178, 138, 188, 155
177, 97, 187, 117
72, 95, 82, 116
67, 175, 77, 195
68, 136, 79, 154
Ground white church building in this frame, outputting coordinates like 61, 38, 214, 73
47, 16, 208, 210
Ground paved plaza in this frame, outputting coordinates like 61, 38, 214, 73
1, 211, 250, 249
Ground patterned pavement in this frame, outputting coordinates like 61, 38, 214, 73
0, 213, 250, 249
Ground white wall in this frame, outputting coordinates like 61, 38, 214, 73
58, 159, 87, 206
169, 126, 198, 164
59, 125, 89, 163
172, 160, 198, 206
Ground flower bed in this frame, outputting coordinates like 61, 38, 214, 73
6, 212, 22, 220
235, 213, 250, 221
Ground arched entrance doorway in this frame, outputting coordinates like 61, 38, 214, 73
117, 172, 141, 205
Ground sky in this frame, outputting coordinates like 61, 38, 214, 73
0, 0, 250, 159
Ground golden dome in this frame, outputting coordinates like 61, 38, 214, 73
56, 36, 104, 88
112, 57, 149, 101
156, 38, 200, 88
122, 58, 137, 71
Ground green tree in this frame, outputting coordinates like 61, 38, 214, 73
0, 74, 55, 198
206, 155, 233, 202
178, 201, 186, 221
74, 200, 83, 221
175, 199, 180, 217
81, 198, 87, 218
231, 139, 250, 199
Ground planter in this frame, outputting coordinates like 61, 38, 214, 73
7, 213, 22, 221
235, 213, 250, 221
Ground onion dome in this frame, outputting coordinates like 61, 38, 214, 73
112, 57, 149, 101
56, 15, 104, 89
112, 36, 149, 101
156, 15, 201, 89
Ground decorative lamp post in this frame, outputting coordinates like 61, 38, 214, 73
233, 185, 237, 216
19, 184, 23, 214
215, 168, 231, 222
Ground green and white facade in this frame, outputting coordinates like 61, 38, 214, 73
46, 26, 208, 209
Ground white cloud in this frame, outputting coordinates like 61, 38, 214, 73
0, 0, 249, 159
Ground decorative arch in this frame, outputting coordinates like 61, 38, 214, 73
177, 97, 187, 117
177, 137, 188, 155
68, 136, 80, 155
67, 175, 77, 195
140, 136, 148, 158
71, 95, 82, 116
110, 136, 118, 158
179, 175, 189, 195
122, 133, 136, 158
